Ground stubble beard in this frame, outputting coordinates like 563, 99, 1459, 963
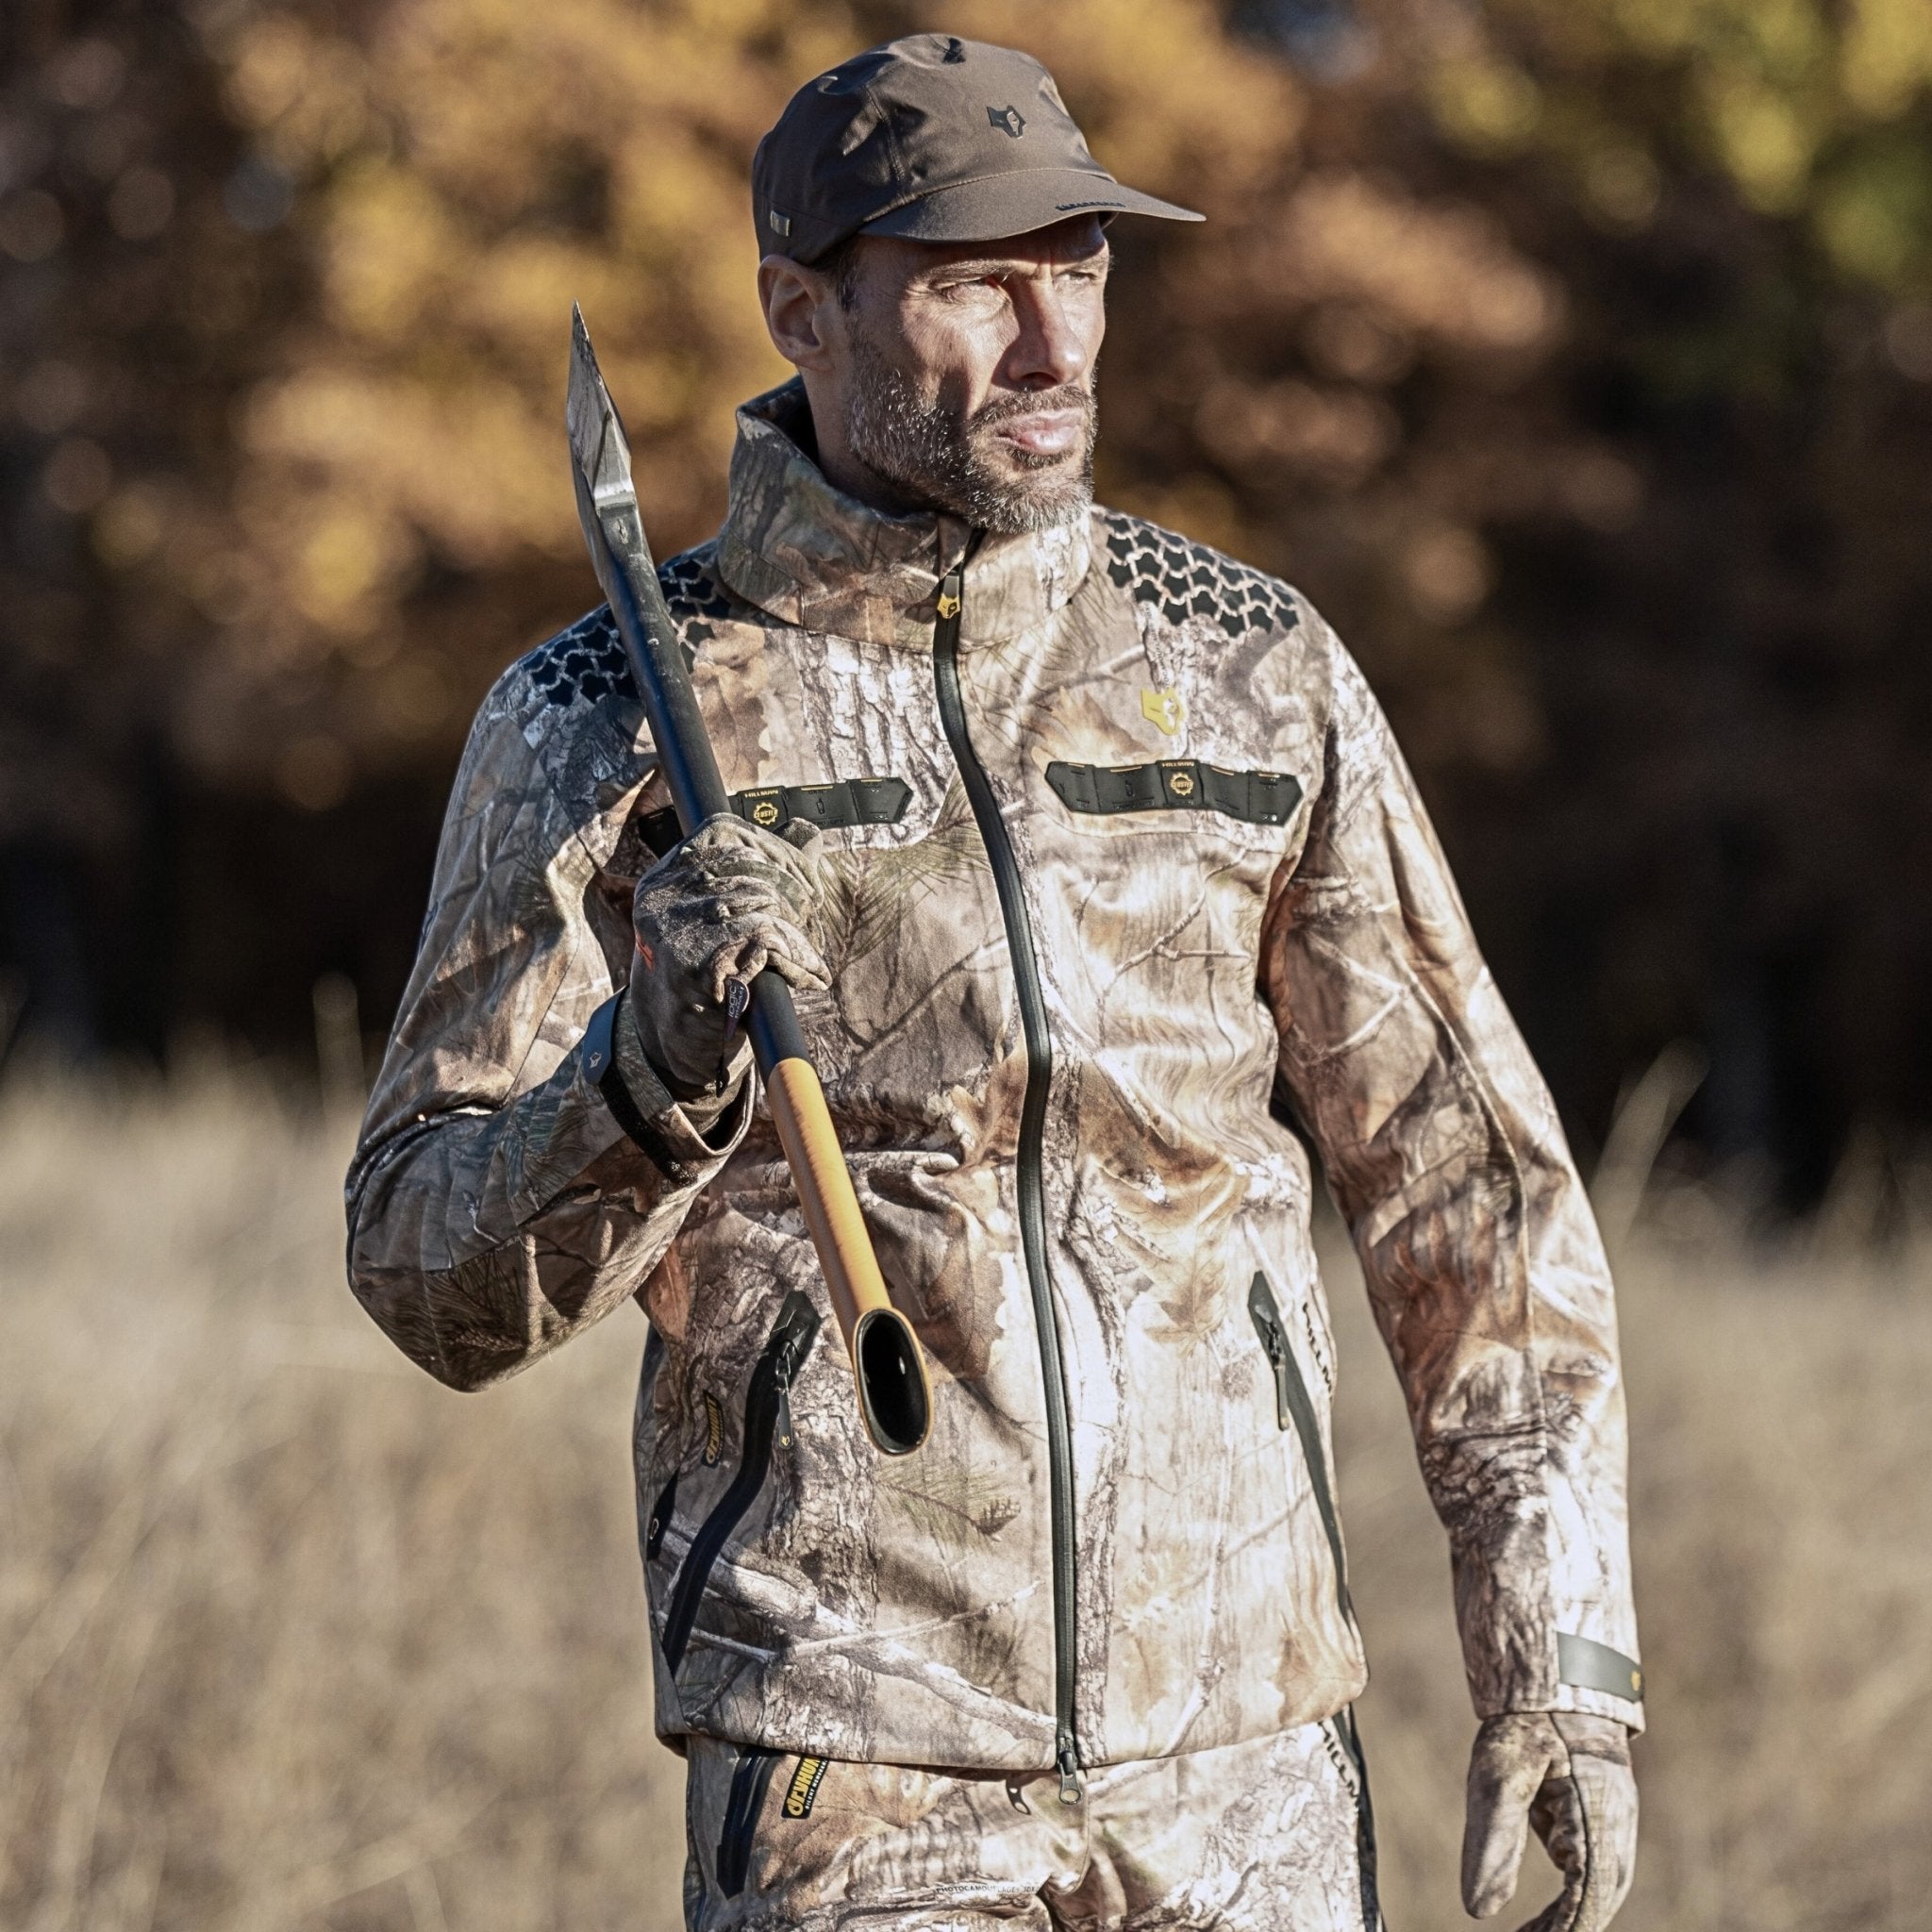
843, 331, 1097, 535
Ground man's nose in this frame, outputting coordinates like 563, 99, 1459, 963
1005, 278, 1092, 390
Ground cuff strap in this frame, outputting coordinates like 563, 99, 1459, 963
582, 991, 747, 1184
1557, 1631, 1643, 1703
582, 991, 661, 1151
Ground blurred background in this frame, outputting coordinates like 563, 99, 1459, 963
8, 0, 1932, 1205
3, 1, 1930, 1928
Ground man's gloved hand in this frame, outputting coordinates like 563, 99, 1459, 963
1462, 1713, 1637, 1932
627, 815, 832, 1101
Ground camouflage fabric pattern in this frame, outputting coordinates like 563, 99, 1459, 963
346, 379, 1641, 1775
681, 1721, 1378, 1930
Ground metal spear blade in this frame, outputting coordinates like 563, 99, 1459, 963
566, 303, 636, 514
562, 301, 709, 828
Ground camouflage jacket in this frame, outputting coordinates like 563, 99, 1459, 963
347, 380, 1642, 1777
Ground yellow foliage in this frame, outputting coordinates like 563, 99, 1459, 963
1424, 0, 1931, 285
227, 15, 373, 167
1703, 67, 1821, 211
180, 0, 1319, 768
1431, 58, 1544, 154
959, 0, 1300, 192
224, 14, 322, 125
1280, 174, 1563, 352
322, 165, 460, 341
293, 501, 408, 633
1842, 0, 1932, 120
154, 0, 1931, 783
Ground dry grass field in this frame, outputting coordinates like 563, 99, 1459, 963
1, 1073, 1927, 1931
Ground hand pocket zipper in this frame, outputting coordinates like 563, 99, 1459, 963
1248, 1271, 1354, 1623
660, 1291, 823, 1674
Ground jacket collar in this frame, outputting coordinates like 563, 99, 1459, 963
713, 379, 1091, 647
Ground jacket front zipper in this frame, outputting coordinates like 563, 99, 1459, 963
931, 563, 1083, 1804
661, 1291, 822, 1674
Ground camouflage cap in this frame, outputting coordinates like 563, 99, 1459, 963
752, 34, 1203, 266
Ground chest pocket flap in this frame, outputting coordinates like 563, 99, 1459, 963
638, 775, 912, 858
1045, 758, 1303, 827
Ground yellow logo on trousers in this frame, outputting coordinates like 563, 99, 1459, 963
784, 1756, 829, 1818
1141, 687, 1184, 736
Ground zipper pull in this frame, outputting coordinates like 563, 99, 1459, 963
774, 1339, 801, 1450
1056, 1737, 1084, 1806
766, 1291, 821, 1447
763, 1291, 820, 1454
1256, 1311, 1287, 1395
1248, 1278, 1294, 1431
1265, 1337, 1291, 1432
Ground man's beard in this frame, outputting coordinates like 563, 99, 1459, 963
843, 333, 1097, 535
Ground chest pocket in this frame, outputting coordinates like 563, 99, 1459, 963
1045, 758, 1303, 828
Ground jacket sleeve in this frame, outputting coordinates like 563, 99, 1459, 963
1260, 618, 1642, 1729
344, 672, 749, 1392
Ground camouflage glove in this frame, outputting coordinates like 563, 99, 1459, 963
1462, 1713, 1637, 1932
626, 814, 831, 1101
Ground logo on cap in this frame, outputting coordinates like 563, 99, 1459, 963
987, 105, 1026, 138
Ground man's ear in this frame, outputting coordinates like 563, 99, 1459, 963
758, 256, 840, 373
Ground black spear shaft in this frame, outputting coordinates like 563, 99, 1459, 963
566, 306, 931, 1457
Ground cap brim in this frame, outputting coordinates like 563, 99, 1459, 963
859, 168, 1203, 246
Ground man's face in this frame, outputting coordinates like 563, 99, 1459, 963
766, 217, 1109, 534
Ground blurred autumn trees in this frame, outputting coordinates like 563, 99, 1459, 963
5, 0, 1932, 1202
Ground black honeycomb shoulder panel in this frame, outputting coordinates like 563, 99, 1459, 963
1094, 509, 1301, 640
526, 606, 626, 706
525, 546, 734, 707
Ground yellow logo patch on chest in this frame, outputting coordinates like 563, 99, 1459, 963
1141, 687, 1185, 737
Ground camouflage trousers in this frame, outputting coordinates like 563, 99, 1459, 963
681, 1718, 1381, 1931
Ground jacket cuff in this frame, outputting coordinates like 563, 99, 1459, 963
583, 991, 751, 1185
1436, 1434, 1644, 1734
1546, 1631, 1645, 1731
1485, 1628, 1645, 1734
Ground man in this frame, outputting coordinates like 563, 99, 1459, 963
347, 33, 1641, 1932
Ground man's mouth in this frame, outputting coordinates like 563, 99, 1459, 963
988, 408, 1086, 458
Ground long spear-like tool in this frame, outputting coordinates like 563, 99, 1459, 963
566, 306, 932, 1457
